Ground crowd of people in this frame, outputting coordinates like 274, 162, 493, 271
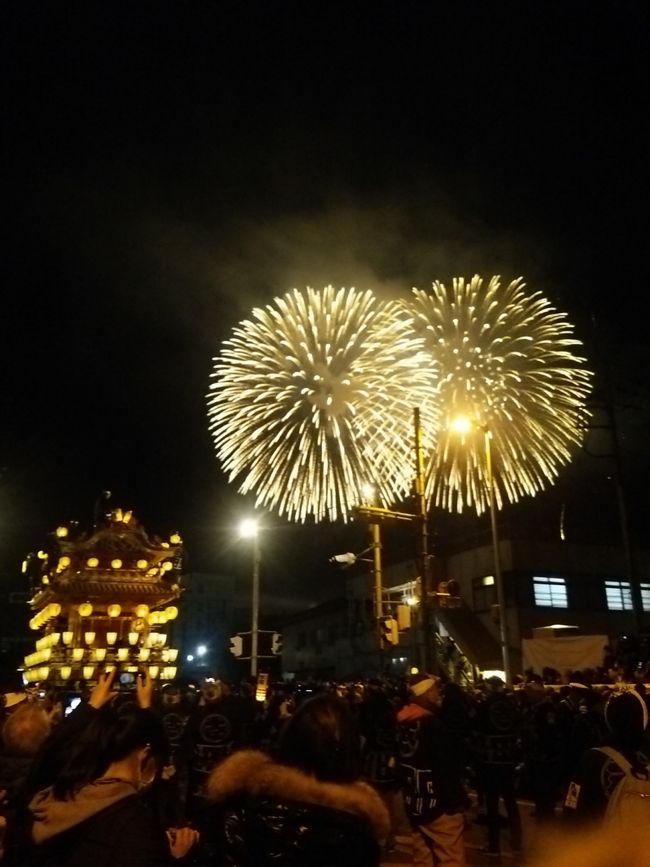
0, 665, 649, 866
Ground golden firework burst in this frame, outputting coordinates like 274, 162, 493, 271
208, 285, 439, 522
406, 275, 593, 513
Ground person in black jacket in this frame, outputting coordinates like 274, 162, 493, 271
470, 676, 522, 857
201, 691, 389, 867
563, 687, 650, 827
396, 674, 467, 867
5, 668, 198, 866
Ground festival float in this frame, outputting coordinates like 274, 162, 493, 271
22, 508, 183, 689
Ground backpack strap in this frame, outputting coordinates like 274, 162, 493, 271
596, 746, 633, 775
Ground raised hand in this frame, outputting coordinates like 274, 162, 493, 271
136, 667, 154, 709
167, 826, 200, 859
88, 668, 118, 709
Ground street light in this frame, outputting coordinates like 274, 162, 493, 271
451, 416, 512, 685
239, 517, 261, 677
360, 484, 384, 640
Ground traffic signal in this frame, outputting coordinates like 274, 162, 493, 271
256, 672, 269, 702
271, 632, 283, 655
380, 616, 399, 647
397, 604, 412, 630
229, 635, 243, 657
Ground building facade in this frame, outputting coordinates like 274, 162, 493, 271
280, 538, 650, 681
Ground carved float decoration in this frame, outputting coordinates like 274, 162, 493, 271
22, 509, 183, 687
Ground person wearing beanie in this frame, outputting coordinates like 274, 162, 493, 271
563, 687, 650, 826
396, 674, 466, 866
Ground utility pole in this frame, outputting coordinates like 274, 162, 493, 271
370, 519, 384, 671
356, 408, 437, 675
484, 428, 511, 686
414, 408, 435, 673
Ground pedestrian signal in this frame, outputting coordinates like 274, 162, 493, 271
271, 632, 283, 655
229, 635, 243, 657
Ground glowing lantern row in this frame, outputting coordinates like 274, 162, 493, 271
76, 603, 156, 618
29, 603, 62, 630
147, 607, 178, 626
36, 633, 61, 650
52, 630, 175, 650
52, 558, 178, 572
54, 515, 181, 542
24, 657, 179, 682
41, 664, 177, 681
80, 558, 174, 571
25, 648, 52, 666
34, 645, 179, 662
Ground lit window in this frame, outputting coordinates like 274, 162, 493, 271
642, 584, 650, 612
533, 576, 568, 608
605, 580, 634, 611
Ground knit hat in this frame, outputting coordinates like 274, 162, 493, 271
409, 674, 440, 697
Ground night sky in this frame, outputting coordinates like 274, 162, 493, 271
2, 3, 649, 609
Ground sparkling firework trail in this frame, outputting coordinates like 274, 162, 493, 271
406, 275, 593, 514
207, 286, 439, 522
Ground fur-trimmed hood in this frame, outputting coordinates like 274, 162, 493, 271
206, 749, 389, 840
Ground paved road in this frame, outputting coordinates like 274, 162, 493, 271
382, 793, 558, 866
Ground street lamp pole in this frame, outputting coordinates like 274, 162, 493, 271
240, 518, 261, 678
484, 428, 512, 686
250, 530, 261, 678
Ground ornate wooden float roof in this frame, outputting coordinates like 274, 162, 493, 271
27, 509, 184, 612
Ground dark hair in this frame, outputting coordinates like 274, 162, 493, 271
27, 704, 169, 800
276, 693, 362, 783
604, 690, 648, 749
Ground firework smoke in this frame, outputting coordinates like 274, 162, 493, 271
208, 286, 439, 522
405, 275, 592, 513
